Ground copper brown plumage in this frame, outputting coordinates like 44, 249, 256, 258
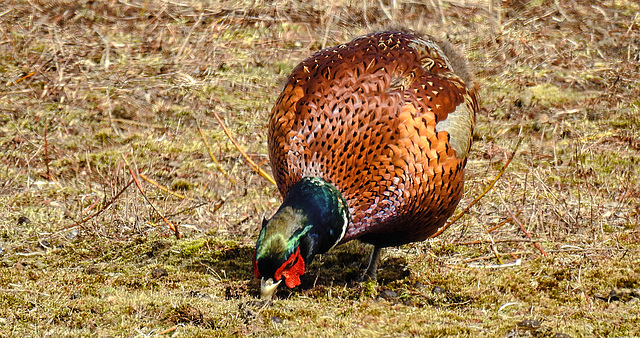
255, 30, 477, 297
269, 31, 477, 245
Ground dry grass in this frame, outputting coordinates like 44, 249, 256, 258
0, 0, 639, 336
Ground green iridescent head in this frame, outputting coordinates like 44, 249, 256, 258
254, 177, 349, 298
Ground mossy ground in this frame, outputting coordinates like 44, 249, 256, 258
1, 0, 639, 336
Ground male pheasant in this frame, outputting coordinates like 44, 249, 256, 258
254, 30, 478, 298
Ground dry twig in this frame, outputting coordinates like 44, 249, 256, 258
129, 168, 181, 239
430, 137, 523, 238
486, 211, 522, 233
157, 326, 178, 335
139, 172, 188, 200
56, 179, 135, 233
498, 194, 547, 256
197, 126, 235, 183
468, 259, 522, 269
5, 57, 54, 86
212, 110, 277, 186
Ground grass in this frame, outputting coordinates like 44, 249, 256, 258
1, 0, 639, 336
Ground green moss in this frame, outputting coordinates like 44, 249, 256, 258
608, 118, 638, 129
172, 179, 193, 191
362, 280, 377, 298
179, 238, 208, 257
93, 128, 117, 144
520, 83, 583, 106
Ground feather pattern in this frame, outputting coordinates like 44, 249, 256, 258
268, 30, 478, 248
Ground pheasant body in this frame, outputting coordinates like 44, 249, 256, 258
256, 30, 478, 295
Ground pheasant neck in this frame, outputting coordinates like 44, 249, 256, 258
255, 177, 350, 280
277, 177, 350, 259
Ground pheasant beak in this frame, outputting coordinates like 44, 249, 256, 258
260, 278, 281, 300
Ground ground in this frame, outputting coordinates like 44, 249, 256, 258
0, 0, 639, 336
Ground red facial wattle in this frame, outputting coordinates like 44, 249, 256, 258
274, 247, 305, 288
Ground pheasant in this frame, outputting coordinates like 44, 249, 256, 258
254, 30, 478, 299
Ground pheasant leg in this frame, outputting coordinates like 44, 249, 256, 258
359, 246, 383, 282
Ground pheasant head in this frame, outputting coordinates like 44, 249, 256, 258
253, 177, 349, 299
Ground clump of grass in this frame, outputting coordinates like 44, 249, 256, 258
520, 83, 584, 106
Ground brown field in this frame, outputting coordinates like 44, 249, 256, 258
1, 0, 639, 336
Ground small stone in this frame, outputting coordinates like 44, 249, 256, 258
271, 316, 283, 324
170, 304, 203, 325
151, 268, 168, 279
517, 319, 541, 330
432, 286, 446, 294
66, 229, 78, 240
188, 290, 210, 299
607, 289, 619, 302
554, 333, 570, 338
379, 289, 398, 299
413, 282, 425, 290
84, 267, 101, 275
